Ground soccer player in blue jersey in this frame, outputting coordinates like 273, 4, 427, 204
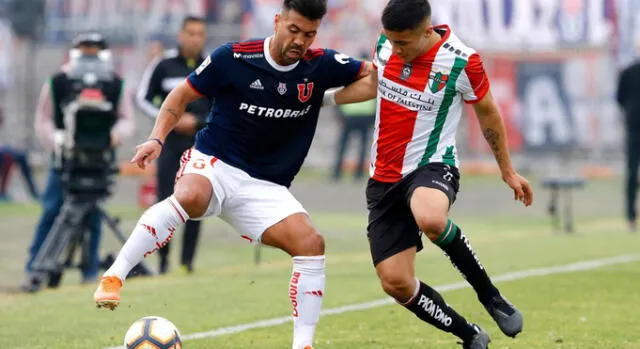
93, 1, 370, 348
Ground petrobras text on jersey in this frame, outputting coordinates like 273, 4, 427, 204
239, 102, 312, 118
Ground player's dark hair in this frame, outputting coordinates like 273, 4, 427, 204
182, 15, 206, 29
382, 0, 431, 32
283, 0, 327, 21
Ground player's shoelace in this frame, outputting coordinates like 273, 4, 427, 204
488, 296, 515, 316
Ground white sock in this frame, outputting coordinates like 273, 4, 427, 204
290, 255, 326, 349
104, 196, 188, 281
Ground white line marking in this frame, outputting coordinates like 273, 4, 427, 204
105, 254, 639, 348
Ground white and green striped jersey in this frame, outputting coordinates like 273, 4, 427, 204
370, 25, 490, 183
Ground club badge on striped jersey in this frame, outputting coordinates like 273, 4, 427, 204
429, 71, 449, 93
400, 63, 413, 81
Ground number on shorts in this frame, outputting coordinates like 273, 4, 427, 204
192, 160, 206, 169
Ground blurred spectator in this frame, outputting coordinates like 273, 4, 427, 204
325, 0, 377, 55
7, 0, 45, 41
136, 16, 211, 274
0, 8, 38, 201
331, 100, 376, 181
208, 0, 252, 24
616, 41, 640, 233
145, 33, 168, 64
0, 147, 40, 202
332, 53, 376, 182
242, 0, 280, 37
0, 5, 10, 90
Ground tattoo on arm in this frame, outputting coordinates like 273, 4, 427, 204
483, 127, 504, 164
164, 108, 180, 120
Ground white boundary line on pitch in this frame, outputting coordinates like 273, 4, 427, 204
104, 254, 639, 349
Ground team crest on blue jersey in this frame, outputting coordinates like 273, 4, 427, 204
277, 82, 287, 95
297, 82, 314, 103
429, 71, 449, 93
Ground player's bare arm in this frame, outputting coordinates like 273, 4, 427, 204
336, 62, 377, 104
130, 80, 202, 169
356, 61, 375, 80
324, 61, 377, 106
473, 91, 533, 207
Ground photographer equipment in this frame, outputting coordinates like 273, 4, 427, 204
30, 48, 152, 289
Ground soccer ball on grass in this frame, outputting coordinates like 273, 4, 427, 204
123, 316, 182, 349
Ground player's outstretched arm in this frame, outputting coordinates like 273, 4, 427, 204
324, 62, 377, 106
130, 80, 202, 169
473, 91, 533, 207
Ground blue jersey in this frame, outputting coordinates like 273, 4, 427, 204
187, 37, 363, 187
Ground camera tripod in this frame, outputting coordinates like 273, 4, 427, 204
30, 192, 154, 291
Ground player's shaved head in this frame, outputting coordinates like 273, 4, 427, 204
382, 0, 431, 32
283, 0, 327, 21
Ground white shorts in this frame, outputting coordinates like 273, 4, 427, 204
176, 148, 307, 243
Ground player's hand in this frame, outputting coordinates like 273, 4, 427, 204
130, 139, 162, 170
502, 171, 534, 207
174, 113, 199, 136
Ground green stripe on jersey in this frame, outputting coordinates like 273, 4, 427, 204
419, 57, 467, 167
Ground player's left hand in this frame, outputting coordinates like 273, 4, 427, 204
502, 172, 534, 207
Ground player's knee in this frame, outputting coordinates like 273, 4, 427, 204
293, 229, 325, 256
173, 190, 204, 218
173, 178, 211, 218
379, 273, 414, 301
415, 215, 448, 240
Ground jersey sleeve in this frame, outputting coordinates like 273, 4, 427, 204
321, 49, 364, 88
371, 45, 379, 70
186, 44, 233, 99
457, 53, 490, 104
372, 35, 384, 69
372, 34, 392, 70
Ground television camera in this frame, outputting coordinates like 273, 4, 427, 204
30, 51, 152, 289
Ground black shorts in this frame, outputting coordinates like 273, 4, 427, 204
366, 163, 460, 266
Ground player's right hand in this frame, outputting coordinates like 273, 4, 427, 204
503, 172, 534, 207
130, 140, 162, 170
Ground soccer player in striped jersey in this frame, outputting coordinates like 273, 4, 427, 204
324, 0, 533, 348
